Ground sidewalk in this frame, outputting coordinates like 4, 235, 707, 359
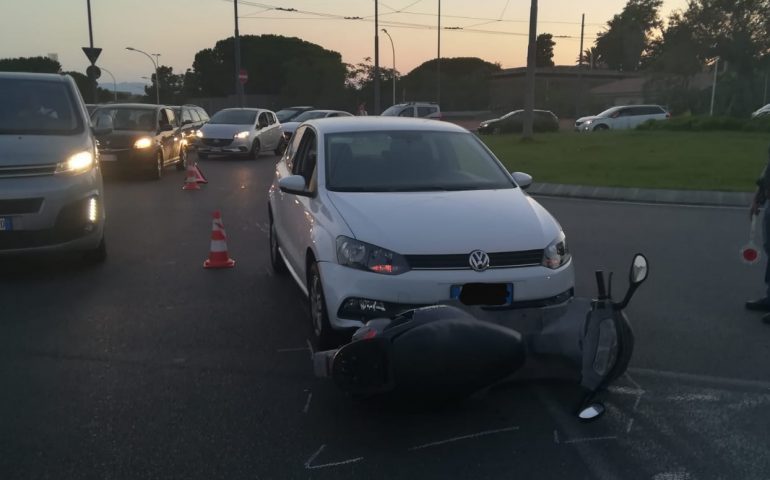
528, 183, 753, 207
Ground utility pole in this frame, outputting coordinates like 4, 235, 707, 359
578, 14, 585, 67
522, 0, 538, 140
374, 0, 381, 115
577, 13, 585, 118
233, 0, 244, 108
86, 0, 97, 103
382, 29, 396, 107
437, 0, 441, 106
709, 57, 719, 116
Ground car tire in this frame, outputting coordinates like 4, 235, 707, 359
83, 235, 107, 264
198, 152, 209, 160
308, 263, 341, 350
593, 124, 609, 131
175, 147, 187, 171
148, 151, 163, 180
269, 214, 287, 274
251, 139, 261, 160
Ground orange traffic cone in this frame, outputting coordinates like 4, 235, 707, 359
182, 162, 201, 190
203, 210, 235, 269
193, 163, 208, 184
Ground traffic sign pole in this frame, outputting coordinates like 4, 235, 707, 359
84, 0, 102, 104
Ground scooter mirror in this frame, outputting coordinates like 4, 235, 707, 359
578, 402, 606, 421
629, 254, 649, 285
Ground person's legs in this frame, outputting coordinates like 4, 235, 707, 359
747, 205, 770, 310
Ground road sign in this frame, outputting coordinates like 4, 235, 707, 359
239, 69, 248, 85
86, 65, 101, 80
82, 47, 102, 65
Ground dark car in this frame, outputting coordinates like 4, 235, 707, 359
171, 104, 209, 149
478, 109, 559, 134
275, 106, 314, 123
91, 103, 187, 179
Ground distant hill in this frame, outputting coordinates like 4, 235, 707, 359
99, 81, 146, 95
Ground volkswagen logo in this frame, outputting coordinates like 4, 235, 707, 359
469, 250, 490, 272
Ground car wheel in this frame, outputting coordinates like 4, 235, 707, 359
198, 152, 209, 160
269, 215, 287, 274
251, 139, 261, 160
147, 151, 163, 180
175, 147, 187, 171
593, 124, 609, 131
83, 235, 107, 264
308, 263, 341, 350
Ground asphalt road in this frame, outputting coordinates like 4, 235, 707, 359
2, 153, 769, 480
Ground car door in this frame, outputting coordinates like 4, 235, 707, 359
256, 112, 271, 151
157, 108, 178, 162
267, 111, 280, 149
612, 108, 633, 130
274, 126, 316, 277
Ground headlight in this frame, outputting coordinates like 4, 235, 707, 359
55, 151, 94, 175
480, 123, 488, 128
336, 236, 410, 275
133, 137, 153, 149
542, 231, 570, 269
234, 131, 250, 139
584, 120, 593, 125
195, 130, 204, 138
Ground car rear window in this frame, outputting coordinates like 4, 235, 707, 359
0, 78, 83, 135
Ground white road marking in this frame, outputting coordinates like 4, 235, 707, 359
624, 372, 643, 391
304, 444, 364, 470
409, 426, 519, 451
608, 386, 645, 396
629, 367, 770, 391
306, 339, 315, 360
563, 435, 618, 444
303, 392, 312, 414
304, 444, 325, 468
633, 394, 643, 411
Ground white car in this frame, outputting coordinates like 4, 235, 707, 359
575, 105, 669, 131
195, 108, 283, 159
268, 117, 574, 348
751, 104, 770, 118
280, 109, 353, 141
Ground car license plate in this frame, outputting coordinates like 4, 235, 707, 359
0, 217, 12, 231
450, 283, 512, 306
210, 147, 221, 152
100, 153, 117, 162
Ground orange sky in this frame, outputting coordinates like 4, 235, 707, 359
1, 0, 689, 83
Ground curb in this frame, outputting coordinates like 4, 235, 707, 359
528, 183, 753, 207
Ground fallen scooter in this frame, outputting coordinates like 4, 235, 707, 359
313, 254, 649, 419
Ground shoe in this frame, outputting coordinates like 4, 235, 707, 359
745, 298, 770, 311
763, 313, 770, 325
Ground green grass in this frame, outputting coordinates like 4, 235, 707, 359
480, 131, 769, 192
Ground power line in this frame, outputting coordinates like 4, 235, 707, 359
498, 0, 511, 21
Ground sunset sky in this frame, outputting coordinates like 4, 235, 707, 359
2, 0, 688, 84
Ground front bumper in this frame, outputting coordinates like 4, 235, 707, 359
318, 260, 575, 330
0, 169, 104, 254
98, 147, 156, 169
196, 137, 251, 155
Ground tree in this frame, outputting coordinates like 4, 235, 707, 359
577, 47, 602, 69
0, 56, 61, 73
399, 57, 501, 110
593, 0, 663, 71
535, 34, 555, 67
144, 65, 185, 104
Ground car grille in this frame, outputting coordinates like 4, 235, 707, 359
0, 164, 57, 178
0, 198, 44, 215
202, 138, 233, 147
405, 249, 544, 270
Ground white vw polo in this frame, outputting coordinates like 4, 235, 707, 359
268, 117, 574, 348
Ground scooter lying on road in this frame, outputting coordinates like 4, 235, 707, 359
313, 254, 649, 420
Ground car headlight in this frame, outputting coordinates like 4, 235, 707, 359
195, 130, 204, 138
584, 120, 593, 125
336, 236, 410, 275
480, 123, 488, 128
133, 137, 153, 149
234, 131, 250, 139
55, 150, 94, 175
542, 231, 570, 269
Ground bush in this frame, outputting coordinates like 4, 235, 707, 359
637, 115, 770, 132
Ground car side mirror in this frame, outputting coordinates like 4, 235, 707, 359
160, 124, 174, 132
511, 171, 533, 190
278, 175, 311, 197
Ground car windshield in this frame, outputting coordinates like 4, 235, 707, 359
92, 107, 157, 131
276, 109, 302, 122
0, 78, 82, 135
292, 111, 329, 122
597, 107, 621, 117
381, 105, 406, 116
209, 110, 257, 125
325, 130, 515, 192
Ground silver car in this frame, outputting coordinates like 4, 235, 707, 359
0, 72, 107, 262
195, 108, 284, 159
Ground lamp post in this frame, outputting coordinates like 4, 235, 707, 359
97, 65, 117, 102
709, 57, 719, 116
381, 29, 396, 107
126, 47, 160, 105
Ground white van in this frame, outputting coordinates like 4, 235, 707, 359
0, 72, 108, 262
575, 105, 669, 132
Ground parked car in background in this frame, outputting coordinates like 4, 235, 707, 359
478, 109, 559, 134
268, 117, 573, 347
0, 72, 107, 263
280, 109, 353, 141
171, 104, 209, 148
751, 104, 770, 118
85, 104, 99, 115
195, 108, 283, 159
381, 102, 442, 119
275, 106, 314, 123
91, 103, 187, 179
575, 105, 669, 131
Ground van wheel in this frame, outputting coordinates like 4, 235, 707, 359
83, 236, 107, 264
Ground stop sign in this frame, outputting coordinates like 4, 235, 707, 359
239, 69, 248, 85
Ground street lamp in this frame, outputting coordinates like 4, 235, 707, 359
97, 65, 118, 102
381, 29, 396, 106
126, 47, 160, 105
709, 57, 719, 116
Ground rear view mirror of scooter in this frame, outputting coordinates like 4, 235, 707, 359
616, 254, 649, 310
